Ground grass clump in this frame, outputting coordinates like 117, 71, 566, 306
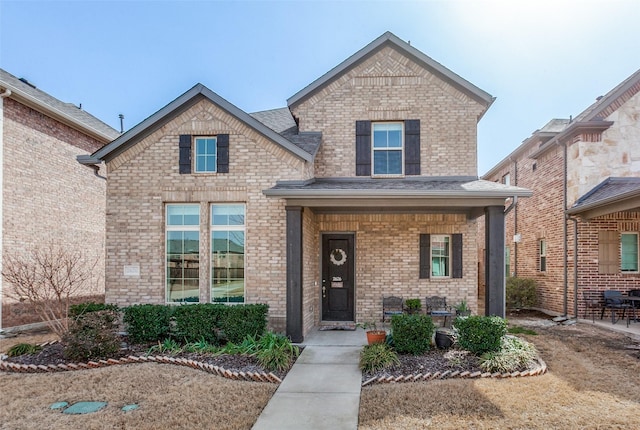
508, 326, 537, 335
359, 343, 400, 373
479, 335, 538, 373
255, 332, 300, 372
7, 343, 42, 357
147, 338, 183, 356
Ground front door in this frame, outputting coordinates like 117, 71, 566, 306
322, 234, 355, 321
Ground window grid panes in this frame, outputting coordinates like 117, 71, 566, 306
211, 204, 245, 303
539, 240, 547, 272
372, 123, 403, 176
166, 205, 200, 303
195, 137, 217, 173
621, 233, 639, 272
505, 246, 511, 278
431, 235, 450, 277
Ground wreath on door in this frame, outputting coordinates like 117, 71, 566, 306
330, 248, 347, 266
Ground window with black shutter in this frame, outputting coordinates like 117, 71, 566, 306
355, 119, 420, 177
420, 233, 463, 279
179, 134, 230, 174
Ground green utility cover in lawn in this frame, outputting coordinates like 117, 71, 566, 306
62, 402, 107, 414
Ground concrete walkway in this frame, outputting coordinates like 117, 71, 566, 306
252, 328, 367, 430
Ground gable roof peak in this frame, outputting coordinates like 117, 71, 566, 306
287, 31, 494, 113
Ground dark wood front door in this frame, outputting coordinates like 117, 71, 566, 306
322, 234, 355, 321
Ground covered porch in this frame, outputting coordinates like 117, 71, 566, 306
265, 177, 532, 342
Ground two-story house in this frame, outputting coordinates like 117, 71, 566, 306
79, 32, 530, 341
1, 69, 119, 330
483, 68, 640, 320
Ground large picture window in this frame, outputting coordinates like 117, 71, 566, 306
621, 233, 639, 273
372, 122, 403, 176
166, 204, 200, 303
431, 235, 450, 277
211, 204, 245, 303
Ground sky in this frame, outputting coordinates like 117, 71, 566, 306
1, 0, 639, 175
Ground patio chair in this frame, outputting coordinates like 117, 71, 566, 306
382, 296, 404, 322
628, 289, 640, 324
425, 296, 456, 327
582, 290, 600, 323
600, 290, 632, 325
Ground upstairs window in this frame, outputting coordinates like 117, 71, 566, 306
195, 137, 217, 173
621, 233, 639, 273
502, 173, 511, 186
372, 122, 404, 176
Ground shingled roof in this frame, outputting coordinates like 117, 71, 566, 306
0, 68, 119, 142
567, 177, 640, 218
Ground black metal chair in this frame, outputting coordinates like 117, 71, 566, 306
382, 296, 404, 322
627, 289, 640, 325
582, 290, 600, 323
600, 290, 632, 325
425, 296, 456, 327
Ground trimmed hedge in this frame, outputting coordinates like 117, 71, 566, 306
123, 303, 269, 345
69, 302, 119, 318
506, 277, 537, 310
391, 313, 435, 354
454, 315, 507, 355
123, 304, 173, 344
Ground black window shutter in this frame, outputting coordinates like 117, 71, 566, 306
217, 134, 229, 173
179, 135, 192, 174
419, 234, 430, 279
405, 119, 420, 175
355, 120, 371, 176
452, 233, 463, 279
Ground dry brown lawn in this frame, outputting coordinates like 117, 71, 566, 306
0, 331, 275, 430
359, 319, 640, 429
2, 318, 640, 429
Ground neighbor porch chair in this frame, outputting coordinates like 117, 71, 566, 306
600, 290, 632, 325
582, 290, 601, 323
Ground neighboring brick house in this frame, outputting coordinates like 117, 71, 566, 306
0, 69, 120, 330
80, 32, 530, 341
482, 68, 640, 319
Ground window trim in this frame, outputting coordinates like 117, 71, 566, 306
210, 203, 246, 304
539, 239, 547, 272
371, 122, 404, 177
430, 234, 451, 278
194, 136, 218, 173
502, 173, 510, 186
165, 204, 200, 303
621, 232, 639, 273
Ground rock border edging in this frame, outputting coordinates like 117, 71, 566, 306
0, 341, 281, 383
362, 356, 547, 386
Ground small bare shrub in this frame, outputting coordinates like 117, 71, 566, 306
2, 244, 100, 337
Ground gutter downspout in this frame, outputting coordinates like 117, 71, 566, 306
513, 160, 518, 277
0, 87, 12, 334
567, 216, 579, 318
563, 141, 569, 317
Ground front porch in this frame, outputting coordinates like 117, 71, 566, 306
268, 177, 531, 342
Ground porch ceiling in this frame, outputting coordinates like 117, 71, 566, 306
264, 177, 532, 216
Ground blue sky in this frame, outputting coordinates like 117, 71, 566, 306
1, 0, 639, 174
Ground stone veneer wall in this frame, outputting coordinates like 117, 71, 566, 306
2, 98, 107, 327
104, 99, 308, 330
290, 46, 484, 178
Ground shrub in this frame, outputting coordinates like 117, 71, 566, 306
506, 277, 537, 310
172, 304, 225, 344
183, 338, 218, 354
62, 310, 120, 361
254, 332, 300, 372
391, 313, 434, 354
455, 315, 507, 355
479, 335, 538, 373
404, 298, 422, 313
7, 343, 42, 357
69, 302, 119, 318
123, 304, 173, 344
219, 304, 269, 344
359, 343, 400, 372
